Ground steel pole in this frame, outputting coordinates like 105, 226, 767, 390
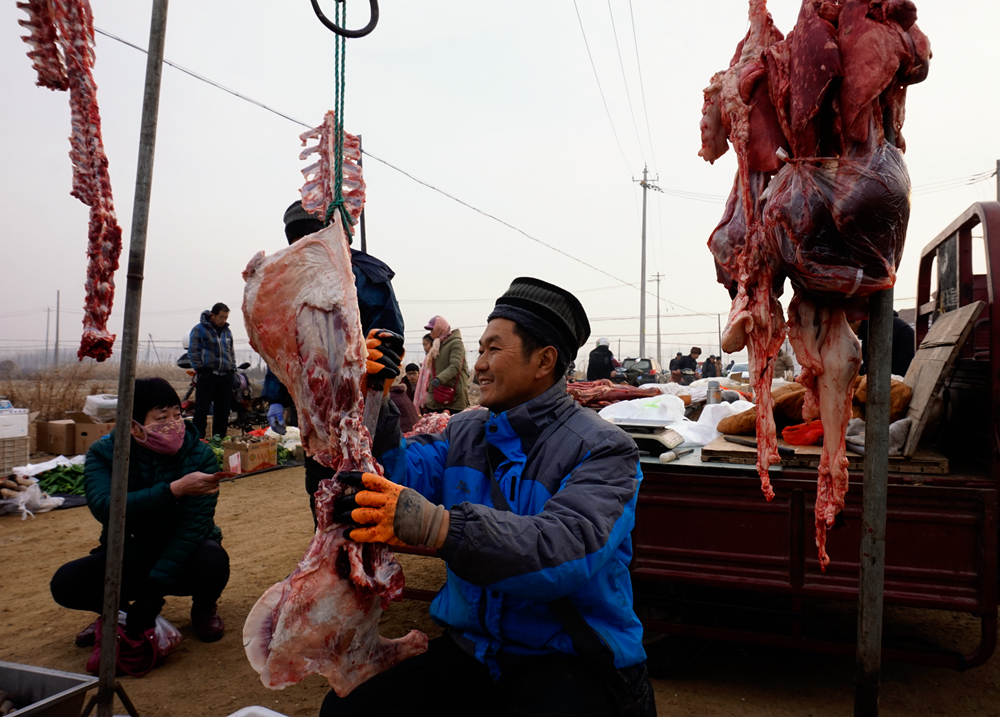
97, 2, 169, 715
854, 287, 893, 717
639, 165, 648, 357
45, 308, 50, 367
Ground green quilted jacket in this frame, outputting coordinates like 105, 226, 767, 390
84, 420, 222, 591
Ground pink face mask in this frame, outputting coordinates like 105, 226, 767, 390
131, 418, 186, 455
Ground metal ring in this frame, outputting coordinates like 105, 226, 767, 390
310, 0, 379, 38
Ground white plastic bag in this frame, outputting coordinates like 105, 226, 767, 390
598, 394, 686, 424
13, 454, 85, 479
0, 481, 64, 519
83, 394, 118, 422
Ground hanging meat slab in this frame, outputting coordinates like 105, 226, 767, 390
242, 196, 426, 693
701, 0, 930, 567
18, 0, 123, 361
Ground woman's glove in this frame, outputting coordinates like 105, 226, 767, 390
332, 471, 448, 548
430, 378, 441, 389
267, 403, 286, 435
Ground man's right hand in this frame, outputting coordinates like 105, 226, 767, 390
267, 403, 287, 435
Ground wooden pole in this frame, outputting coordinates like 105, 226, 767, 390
854, 286, 893, 716
96, 2, 169, 715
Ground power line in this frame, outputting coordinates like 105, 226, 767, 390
605, 0, 645, 164
90, 25, 713, 315
627, 0, 658, 173
571, 0, 632, 174
95, 27, 313, 129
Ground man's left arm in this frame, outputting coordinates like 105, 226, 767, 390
440, 433, 640, 601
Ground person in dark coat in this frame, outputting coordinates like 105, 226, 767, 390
389, 378, 420, 433
189, 303, 236, 438
585, 337, 616, 381
51, 378, 229, 650
262, 201, 405, 528
401, 363, 420, 402
701, 355, 719, 378
852, 311, 916, 377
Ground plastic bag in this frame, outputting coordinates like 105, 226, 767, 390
764, 143, 910, 298
0, 481, 64, 519
86, 611, 182, 676
83, 394, 118, 422
598, 394, 686, 424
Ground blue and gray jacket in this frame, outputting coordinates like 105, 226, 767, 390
379, 378, 646, 678
189, 310, 235, 374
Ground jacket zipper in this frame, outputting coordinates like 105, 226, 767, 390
478, 588, 489, 633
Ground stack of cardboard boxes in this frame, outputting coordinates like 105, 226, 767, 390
36, 412, 115, 457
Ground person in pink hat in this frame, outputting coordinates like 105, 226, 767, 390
415, 315, 469, 413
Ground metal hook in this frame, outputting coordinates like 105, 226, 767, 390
311, 0, 379, 38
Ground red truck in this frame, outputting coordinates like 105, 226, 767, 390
632, 201, 1000, 670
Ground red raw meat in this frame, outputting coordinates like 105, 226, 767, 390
701, 0, 929, 566
299, 113, 366, 231
18, 0, 123, 362
404, 411, 452, 437
242, 163, 426, 692
566, 380, 662, 409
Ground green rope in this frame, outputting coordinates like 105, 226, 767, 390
324, 0, 355, 237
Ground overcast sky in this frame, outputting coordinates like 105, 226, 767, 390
2, 0, 998, 369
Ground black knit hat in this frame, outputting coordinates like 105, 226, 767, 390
283, 200, 313, 226
487, 277, 590, 366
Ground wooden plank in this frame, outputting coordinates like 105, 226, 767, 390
701, 436, 948, 474
902, 301, 985, 456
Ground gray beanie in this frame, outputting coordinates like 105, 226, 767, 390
283, 200, 314, 226
487, 277, 590, 366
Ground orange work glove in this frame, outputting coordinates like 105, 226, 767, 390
332, 472, 449, 548
365, 329, 405, 388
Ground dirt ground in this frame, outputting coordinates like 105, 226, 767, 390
2, 465, 1000, 716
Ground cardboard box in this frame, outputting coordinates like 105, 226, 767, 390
222, 438, 278, 474
65, 412, 115, 455
42, 419, 77, 456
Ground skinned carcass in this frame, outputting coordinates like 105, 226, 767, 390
701, 0, 929, 567
242, 210, 426, 693
17, 0, 123, 362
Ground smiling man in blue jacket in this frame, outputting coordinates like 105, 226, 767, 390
323, 277, 654, 717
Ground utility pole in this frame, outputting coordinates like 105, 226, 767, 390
651, 273, 664, 365
53, 290, 60, 368
45, 307, 51, 367
149, 334, 160, 363
634, 166, 662, 357
718, 313, 723, 362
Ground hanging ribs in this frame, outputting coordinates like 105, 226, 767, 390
18, 0, 123, 362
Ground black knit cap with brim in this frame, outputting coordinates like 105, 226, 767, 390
487, 277, 591, 367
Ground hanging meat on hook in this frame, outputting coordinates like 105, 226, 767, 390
242, 117, 426, 695
17, 0, 123, 362
700, 0, 930, 568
